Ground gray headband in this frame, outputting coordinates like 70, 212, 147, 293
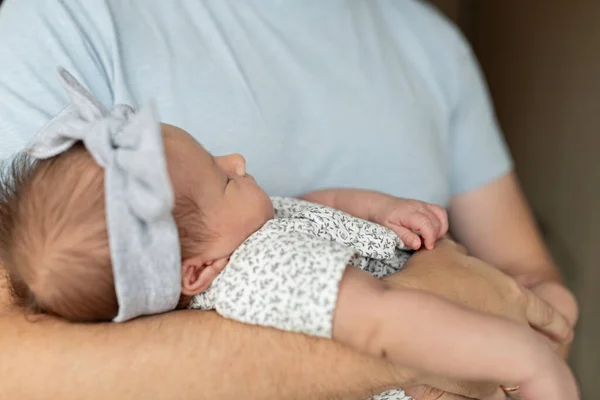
26, 68, 181, 322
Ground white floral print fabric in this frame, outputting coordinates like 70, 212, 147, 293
190, 197, 414, 400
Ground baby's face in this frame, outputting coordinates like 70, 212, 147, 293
162, 124, 274, 261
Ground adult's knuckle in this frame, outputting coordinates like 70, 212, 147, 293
537, 302, 555, 327
503, 279, 527, 305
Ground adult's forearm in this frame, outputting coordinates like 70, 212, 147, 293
493, 258, 578, 338
0, 308, 415, 400
449, 173, 564, 286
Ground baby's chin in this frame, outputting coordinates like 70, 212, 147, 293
252, 187, 274, 219
255, 206, 274, 230
252, 206, 274, 235
264, 202, 275, 220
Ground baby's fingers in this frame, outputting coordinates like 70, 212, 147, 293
405, 212, 438, 250
390, 226, 422, 250
427, 204, 449, 238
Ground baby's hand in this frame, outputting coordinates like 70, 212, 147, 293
372, 198, 448, 250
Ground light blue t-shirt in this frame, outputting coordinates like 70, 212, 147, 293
0, 0, 511, 206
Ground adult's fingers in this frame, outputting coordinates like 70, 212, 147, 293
524, 288, 573, 343
534, 330, 561, 352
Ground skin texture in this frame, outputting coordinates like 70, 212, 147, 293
160, 125, 276, 296
175, 129, 447, 299
158, 132, 575, 399
0, 1, 577, 397
164, 154, 575, 400
0, 131, 577, 400
0, 236, 573, 400
175, 149, 576, 399
0, 283, 414, 400
333, 265, 578, 400
381, 240, 576, 400
449, 172, 578, 356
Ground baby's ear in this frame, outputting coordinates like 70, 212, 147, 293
181, 256, 227, 296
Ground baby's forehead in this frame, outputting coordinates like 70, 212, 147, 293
161, 125, 216, 171
159, 125, 223, 194
162, 125, 209, 156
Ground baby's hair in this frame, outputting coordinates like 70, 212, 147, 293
0, 145, 116, 321
0, 143, 212, 322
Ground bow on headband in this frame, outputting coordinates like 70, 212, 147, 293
27, 67, 181, 322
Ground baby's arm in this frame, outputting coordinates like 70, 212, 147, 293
302, 188, 383, 220
302, 189, 447, 249
334, 266, 578, 400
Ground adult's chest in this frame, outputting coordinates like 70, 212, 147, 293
117, 2, 452, 204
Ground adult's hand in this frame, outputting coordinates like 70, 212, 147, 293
382, 238, 573, 400
449, 172, 579, 358
386, 239, 573, 342
529, 280, 578, 359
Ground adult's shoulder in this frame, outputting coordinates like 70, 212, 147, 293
379, 0, 475, 107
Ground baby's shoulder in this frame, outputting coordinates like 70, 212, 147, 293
270, 196, 315, 218
232, 218, 348, 262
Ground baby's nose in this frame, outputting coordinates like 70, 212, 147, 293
230, 154, 246, 176
218, 153, 246, 176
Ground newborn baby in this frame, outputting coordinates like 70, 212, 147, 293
0, 71, 447, 325
0, 69, 578, 400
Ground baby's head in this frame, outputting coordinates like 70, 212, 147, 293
0, 124, 274, 322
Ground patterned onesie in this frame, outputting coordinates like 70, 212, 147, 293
190, 197, 414, 400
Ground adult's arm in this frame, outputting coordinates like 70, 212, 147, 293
0, 1, 423, 397
1, 237, 570, 400
449, 173, 579, 327
434, 9, 578, 340
0, 275, 417, 400
381, 239, 573, 400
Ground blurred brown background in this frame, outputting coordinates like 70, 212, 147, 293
430, 0, 600, 398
